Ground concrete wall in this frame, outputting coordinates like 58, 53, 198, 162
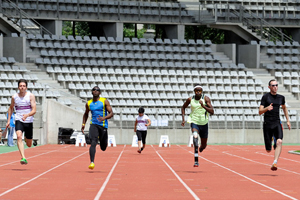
45, 100, 300, 145
103, 22, 124, 39
0, 35, 3, 57
37, 20, 63, 36
214, 43, 236, 64
46, 100, 87, 144
164, 25, 185, 40
109, 128, 300, 145
3, 37, 26, 62
238, 44, 260, 68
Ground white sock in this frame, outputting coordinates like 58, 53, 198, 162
273, 160, 277, 164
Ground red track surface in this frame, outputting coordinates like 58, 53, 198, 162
0, 144, 299, 200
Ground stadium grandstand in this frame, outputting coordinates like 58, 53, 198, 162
0, 0, 299, 145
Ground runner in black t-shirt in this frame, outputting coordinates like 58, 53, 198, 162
259, 79, 291, 171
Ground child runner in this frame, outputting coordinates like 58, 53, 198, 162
134, 107, 151, 153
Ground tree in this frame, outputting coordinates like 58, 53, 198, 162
185, 25, 225, 44
62, 21, 90, 37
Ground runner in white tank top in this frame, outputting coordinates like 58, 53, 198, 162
6, 79, 36, 165
14, 92, 34, 123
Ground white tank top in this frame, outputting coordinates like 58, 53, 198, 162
14, 92, 34, 123
136, 114, 149, 131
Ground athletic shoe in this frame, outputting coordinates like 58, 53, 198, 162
271, 163, 277, 171
137, 149, 141, 154
20, 158, 28, 165
88, 162, 95, 170
193, 162, 199, 167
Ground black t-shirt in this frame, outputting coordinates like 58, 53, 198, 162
260, 92, 285, 123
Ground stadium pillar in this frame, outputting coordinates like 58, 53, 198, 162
163, 25, 185, 40
287, 28, 300, 43
36, 20, 63, 36
103, 22, 124, 39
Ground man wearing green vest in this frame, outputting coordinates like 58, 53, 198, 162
181, 84, 214, 167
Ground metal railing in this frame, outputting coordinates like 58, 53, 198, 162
213, 4, 293, 43
110, 111, 299, 130
0, 0, 52, 35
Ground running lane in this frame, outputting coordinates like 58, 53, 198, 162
0, 145, 123, 200
158, 145, 299, 200
99, 145, 198, 200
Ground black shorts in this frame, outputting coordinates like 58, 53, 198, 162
15, 120, 33, 139
263, 121, 283, 151
89, 124, 108, 150
190, 123, 208, 139
136, 130, 147, 144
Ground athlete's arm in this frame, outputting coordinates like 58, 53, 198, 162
134, 119, 138, 132
81, 103, 89, 133
104, 99, 113, 120
22, 93, 37, 121
282, 104, 291, 130
181, 97, 191, 126
146, 118, 151, 126
6, 96, 15, 129
259, 103, 273, 115
200, 96, 214, 115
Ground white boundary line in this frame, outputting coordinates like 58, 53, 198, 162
255, 152, 300, 164
0, 151, 88, 197
178, 146, 298, 200
223, 151, 300, 175
0, 146, 71, 167
94, 145, 126, 200
152, 145, 200, 200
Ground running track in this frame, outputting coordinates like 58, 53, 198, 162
0, 144, 299, 200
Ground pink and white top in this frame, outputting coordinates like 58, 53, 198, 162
14, 92, 34, 123
136, 114, 149, 131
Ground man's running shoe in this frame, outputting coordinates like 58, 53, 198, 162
193, 162, 199, 167
137, 149, 141, 154
271, 163, 277, 171
20, 158, 28, 165
88, 162, 95, 170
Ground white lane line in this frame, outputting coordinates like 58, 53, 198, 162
0, 146, 71, 167
94, 145, 126, 200
255, 152, 300, 164
152, 145, 200, 200
0, 151, 88, 197
178, 146, 298, 200
223, 151, 300, 175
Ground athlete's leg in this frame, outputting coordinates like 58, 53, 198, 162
274, 139, 282, 161
24, 123, 33, 147
89, 125, 99, 163
16, 130, 25, 159
263, 123, 272, 153
271, 123, 283, 171
199, 138, 208, 152
99, 127, 108, 151
141, 131, 147, 151
192, 129, 199, 166
136, 131, 142, 153
199, 124, 208, 152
